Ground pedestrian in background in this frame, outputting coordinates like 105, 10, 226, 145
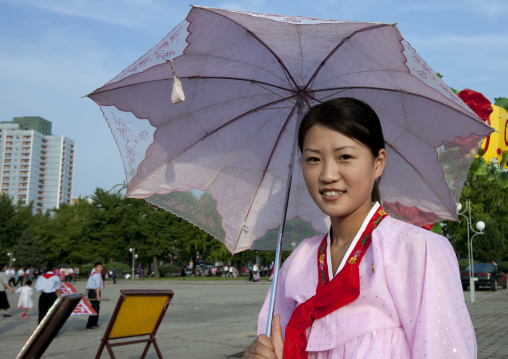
68, 267, 74, 282
13, 267, 19, 287
26, 265, 34, 281
112, 266, 118, 284
74, 267, 79, 281
15, 280, 34, 318
16, 267, 25, 287
0, 264, 16, 318
6, 267, 16, 287
84, 262, 104, 330
34, 263, 60, 324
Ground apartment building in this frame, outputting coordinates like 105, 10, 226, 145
0, 116, 74, 213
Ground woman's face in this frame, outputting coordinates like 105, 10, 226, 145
301, 124, 386, 220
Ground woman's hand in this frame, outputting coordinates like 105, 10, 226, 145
243, 315, 284, 359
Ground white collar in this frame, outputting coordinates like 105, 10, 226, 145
326, 202, 380, 279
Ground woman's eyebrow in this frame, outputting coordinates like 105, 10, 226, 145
303, 145, 356, 153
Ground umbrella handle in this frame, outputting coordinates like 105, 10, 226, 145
265, 95, 305, 337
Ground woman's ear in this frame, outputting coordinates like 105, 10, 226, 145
375, 148, 387, 178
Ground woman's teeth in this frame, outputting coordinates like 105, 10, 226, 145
323, 191, 343, 196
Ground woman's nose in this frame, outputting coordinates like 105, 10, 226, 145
320, 160, 340, 183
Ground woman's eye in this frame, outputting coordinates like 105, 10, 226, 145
339, 154, 352, 160
305, 157, 319, 162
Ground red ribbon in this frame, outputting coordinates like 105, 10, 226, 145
283, 208, 387, 358
42, 273, 56, 279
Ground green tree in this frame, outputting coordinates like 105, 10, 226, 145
88, 188, 128, 262
0, 193, 17, 260
122, 197, 181, 277
13, 227, 45, 268
494, 97, 508, 111
441, 152, 508, 261
34, 199, 94, 264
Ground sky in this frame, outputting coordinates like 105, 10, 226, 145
0, 0, 507, 198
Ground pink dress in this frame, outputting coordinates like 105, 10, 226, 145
257, 215, 476, 358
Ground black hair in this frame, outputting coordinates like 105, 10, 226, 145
94, 262, 103, 267
298, 97, 385, 202
25, 280, 33, 286
47, 263, 56, 271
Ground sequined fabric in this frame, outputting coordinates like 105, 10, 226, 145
257, 216, 476, 358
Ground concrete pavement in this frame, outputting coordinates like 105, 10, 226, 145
463, 287, 508, 359
0, 278, 506, 358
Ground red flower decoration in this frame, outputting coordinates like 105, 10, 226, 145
458, 89, 493, 121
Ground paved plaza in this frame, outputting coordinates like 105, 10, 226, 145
0, 278, 506, 358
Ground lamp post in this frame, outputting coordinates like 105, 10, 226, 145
6, 252, 15, 267
129, 247, 138, 279
457, 199, 485, 303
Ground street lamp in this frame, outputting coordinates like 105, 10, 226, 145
6, 252, 15, 267
129, 247, 138, 279
457, 199, 485, 303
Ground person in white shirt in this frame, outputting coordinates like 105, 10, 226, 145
84, 262, 104, 330
68, 267, 74, 282
8, 267, 16, 287
0, 264, 16, 317
34, 263, 61, 324
252, 263, 259, 282
17, 267, 25, 287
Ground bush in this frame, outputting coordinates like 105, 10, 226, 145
79, 264, 94, 279
459, 258, 469, 270
159, 265, 179, 277
458, 258, 472, 271
104, 262, 130, 277
497, 262, 508, 273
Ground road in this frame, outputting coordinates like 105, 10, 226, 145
0, 279, 506, 358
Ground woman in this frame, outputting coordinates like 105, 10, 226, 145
244, 98, 476, 358
0, 264, 16, 318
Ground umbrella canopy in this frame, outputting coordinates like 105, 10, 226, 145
88, 6, 493, 254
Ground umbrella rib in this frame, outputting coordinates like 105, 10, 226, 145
199, 7, 298, 90
311, 86, 491, 128
184, 75, 292, 93
88, 75, 292, 97
384, 141, 455, 216
128, 95, 298, 194
232, 102, 299, 253
303, 23, 394, 91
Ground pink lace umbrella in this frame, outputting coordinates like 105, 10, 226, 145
88, 6, 492, 254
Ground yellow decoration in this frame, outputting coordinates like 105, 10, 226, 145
479, 105, 508, 168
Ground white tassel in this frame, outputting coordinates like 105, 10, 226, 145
169, 59, 185, 104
